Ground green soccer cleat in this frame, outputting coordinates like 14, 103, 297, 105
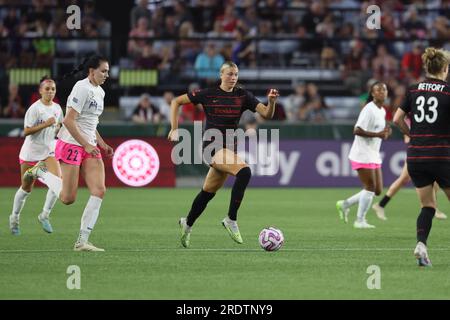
179, 217, 191, 248
38, 214, 53, 233
9, 214, 20, 236
222, 217, 243, 244
336, 200, 349, 223
23, 161, 47, 184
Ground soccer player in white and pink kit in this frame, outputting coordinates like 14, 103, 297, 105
336, 82, 392, 228
9, 76, 63, 236
25, 55, 114, 251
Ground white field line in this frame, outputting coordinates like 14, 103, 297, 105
1, 247, 450, 253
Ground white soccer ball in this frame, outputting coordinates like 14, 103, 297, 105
259, 227, 284, 251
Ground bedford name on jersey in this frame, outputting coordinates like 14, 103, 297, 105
417, 83, 445, 91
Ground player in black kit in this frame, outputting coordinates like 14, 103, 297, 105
168, 61, 279, 248
394, 47, 450, 267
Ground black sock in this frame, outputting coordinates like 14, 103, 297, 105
417, 207, 435, 245
186, 189, 215, 227
228, 167, 252, 221
379, 195, 391, 208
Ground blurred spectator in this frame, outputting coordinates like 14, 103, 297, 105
284, 83, 306, 121
372, 44, 399, 82
299, 83, 328, 123
128, 17, 153, 58
3, 8, 19, 35
194, 42, 224, 85
388, 83, 406, 120
158, 91, 174, 122
3, 84, 25, 118
131, 94, 161, 124
400, 41, 423, 82
320, 45, 338, 69
341, 39, 370, 95
232, 27, 255, 67
215, 4, 238, 33
135, 43, 163, 69
130, 0, 151, 29
403, 6, 427, 39
181, 83, 205, 123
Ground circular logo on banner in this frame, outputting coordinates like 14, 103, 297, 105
112, 140, 160, 187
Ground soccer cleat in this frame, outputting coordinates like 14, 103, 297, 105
353, 220, 376, 229
38, 214, 53, 233
9, 215, 20, 235
23, 161, 47, 184
336, 200, 349, 223
435, 209, 447, 220
73, 242, 105, 252
222, 217, 243, 244
179, 217, 191, 248
414, 241, 432, 267
372, 203, 387, 221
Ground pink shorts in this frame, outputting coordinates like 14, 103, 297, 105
55, 139, 102, 166
19, 159, 38, 166
351, 160, 381, 170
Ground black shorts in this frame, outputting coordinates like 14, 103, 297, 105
202, 137, 237, 166
407, 161, 450, 188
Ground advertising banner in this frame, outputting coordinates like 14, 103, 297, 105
230, 140, 408, 187
0, 137, 175, 187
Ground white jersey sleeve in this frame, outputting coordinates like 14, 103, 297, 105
24, 104, 38, 128
67, 82, 89, 113
354, 105, 373, 131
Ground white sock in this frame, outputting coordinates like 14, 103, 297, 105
78, 196, 103, 243
40, 171, 62, 198
12, 187, 30, 217
40, 190, 58, 219
343, 190, 363, 209
356, 190, 375, 221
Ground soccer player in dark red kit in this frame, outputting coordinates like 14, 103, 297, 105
168, 61, 279, 248
394, 47, 450, 267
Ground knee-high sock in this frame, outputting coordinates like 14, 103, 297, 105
343, 190, 364, 209
186, 189, 215, 227
417, 207, 435, 245
356, 189, 375, 221
40, 171, 62, 198
228, 167, 252, 221
78, 196, 103, 243
40, 190, 58, 219
12, 187, 30, 217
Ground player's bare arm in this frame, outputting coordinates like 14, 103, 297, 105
24, 117, 56, 136
168, 94, 191, 141
255, 89, 279, 119
393, 108, 410, 137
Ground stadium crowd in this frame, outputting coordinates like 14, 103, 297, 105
0, 0, 449, 124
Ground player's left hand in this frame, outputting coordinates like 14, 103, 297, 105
267, 88, 279, 103
100, 143, 114, 158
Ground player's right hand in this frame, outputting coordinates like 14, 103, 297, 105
45, 117, 56, 127
168, 129, 179, 142
84, 144, 100, 156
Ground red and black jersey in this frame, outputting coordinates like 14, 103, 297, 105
187, 86, 260, 134
400, 78, 450, 162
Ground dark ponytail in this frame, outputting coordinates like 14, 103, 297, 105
62, 54, 108, 79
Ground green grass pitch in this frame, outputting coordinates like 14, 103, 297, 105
1, 187, 449, 299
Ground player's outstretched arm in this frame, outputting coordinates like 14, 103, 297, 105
256, 88, 279, 119
168, 94, 191, 142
